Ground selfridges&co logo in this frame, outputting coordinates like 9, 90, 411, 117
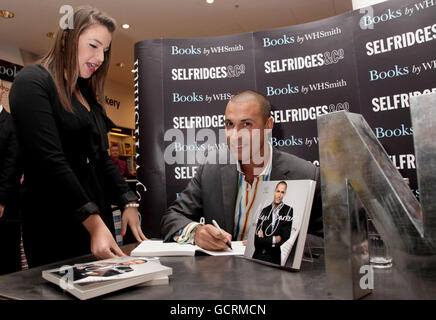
263, 34, 295, 48
171, 45, 202, 55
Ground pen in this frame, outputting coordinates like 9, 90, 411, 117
212, 219, 233, 250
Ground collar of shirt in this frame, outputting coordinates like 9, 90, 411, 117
235, 142, 273, 180
272, 201, 285, 214
271, 201, 284, 226
0, 105, 3, 113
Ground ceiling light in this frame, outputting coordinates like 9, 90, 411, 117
206, 0, 214, 4
0, 9, 14, 18
122, 24, 130, 29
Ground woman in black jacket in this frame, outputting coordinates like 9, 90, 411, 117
9, 7, 147, 268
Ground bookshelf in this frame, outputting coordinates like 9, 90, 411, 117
108, 126, 136, 177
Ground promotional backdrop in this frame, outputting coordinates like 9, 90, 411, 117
135, 0, 436, 237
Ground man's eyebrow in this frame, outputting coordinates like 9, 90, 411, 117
225, 118, 254, 123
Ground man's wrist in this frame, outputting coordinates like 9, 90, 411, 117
173, 222, 201, 244
190, 224, 203, 244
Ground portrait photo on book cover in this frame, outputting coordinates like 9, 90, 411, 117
244, 180, 316, 270
53, 257, 155, 285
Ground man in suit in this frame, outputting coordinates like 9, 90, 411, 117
161, 90, 322, 251
252, 181, 293, 265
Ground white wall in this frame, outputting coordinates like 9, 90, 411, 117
352, 0, 388, 9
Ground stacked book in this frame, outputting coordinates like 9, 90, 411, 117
42, 256, 172, 300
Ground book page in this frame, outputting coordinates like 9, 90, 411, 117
130, 240, 196, 257
196, 241, 246, 256
131, 240, 246, 257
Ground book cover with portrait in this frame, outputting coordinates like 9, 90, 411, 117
244, 180, 316, 270
42, 256, 172, 300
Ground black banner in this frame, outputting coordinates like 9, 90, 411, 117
253, 13, 360, 163
352, 0, 436, 197
162, 34, 255, 207
134, 0, 436, 237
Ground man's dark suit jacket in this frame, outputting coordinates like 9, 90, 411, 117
252, 203, 293, 265
161, 148, 323, 242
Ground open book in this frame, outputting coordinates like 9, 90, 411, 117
42, 256, 172, 300
244, 180, 316, 270
131, 240, 246, 257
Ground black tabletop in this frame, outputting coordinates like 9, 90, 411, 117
0, 243, 432, 300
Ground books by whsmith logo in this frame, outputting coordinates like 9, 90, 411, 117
361, 8, 402, 27
170, 44, 245, 55
171, 45, 201, 55
369, 65, 409, 82
375, 124, 413, 138
266, 84, 299, 96
173, 92, 203, 103
270, 136, 304, 147
262, 34, 295, 48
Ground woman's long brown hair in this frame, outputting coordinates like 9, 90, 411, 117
40, 6, 116, 113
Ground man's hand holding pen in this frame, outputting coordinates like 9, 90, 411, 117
194, 223, 232, 251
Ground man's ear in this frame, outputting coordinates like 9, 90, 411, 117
265, 116, 274, 130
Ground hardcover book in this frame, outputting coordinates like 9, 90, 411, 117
42, 256, 172, 300
244, 180, 316, 270
131, 240, 246, 257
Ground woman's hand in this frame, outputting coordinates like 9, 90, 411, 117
121, 206, 148, 242
83, 214, 125, 259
